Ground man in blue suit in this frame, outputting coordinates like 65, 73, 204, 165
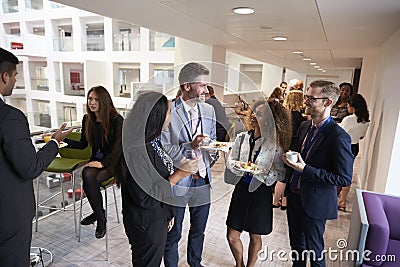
0, 48, 72, 266
283, 80, 353, 267
162, 62, 216, 267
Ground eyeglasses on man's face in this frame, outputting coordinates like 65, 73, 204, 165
304, 95, 329, 102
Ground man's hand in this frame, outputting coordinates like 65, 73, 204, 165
191, 134, 210, 149
282, 151, 306, 173
52, 123, 73, 143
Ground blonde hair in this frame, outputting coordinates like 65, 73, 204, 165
283, 90, 304, 112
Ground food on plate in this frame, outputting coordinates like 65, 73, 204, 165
240, 161, 257, 171
213, 142, 227, 148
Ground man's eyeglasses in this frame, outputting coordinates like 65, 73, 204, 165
304, 95, 329, 102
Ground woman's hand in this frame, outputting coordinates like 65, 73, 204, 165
178, 157, 199, 174
169, 158, 199, 185
85, 161, 103, 169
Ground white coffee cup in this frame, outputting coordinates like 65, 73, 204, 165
286, 151, 298, 163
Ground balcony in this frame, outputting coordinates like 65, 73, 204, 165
64, 83, 85, 96
113, 33, 140, 51
25, 0, 43, 10
2, 0, 19, 13
53, 37, 73, 52
149, 32, 175, 51
82, 36, 104, 51
31, 78, 49, 91
6, 35, 24, 51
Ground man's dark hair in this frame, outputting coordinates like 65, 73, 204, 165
0, 48, 19, 77
178, 62, 209, 91
207, 85, 214, 96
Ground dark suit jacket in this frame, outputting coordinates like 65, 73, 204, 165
206, 96, 230, 141
0, 100, 59, 237
286, 119, 353, 220
121, 142, 175, 226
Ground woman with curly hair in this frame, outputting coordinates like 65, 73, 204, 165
338, 93, 369, 211
226, 100, 291, 267
272, 90, 307, 209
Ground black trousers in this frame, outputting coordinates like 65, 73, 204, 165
124, 216, 168, 267
287, 192, 327, 267
0, 220, 32, 267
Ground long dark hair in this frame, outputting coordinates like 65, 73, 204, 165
145, 94, 169, 143
85, 86, 119, 146
112, 92, 169, 186
348, 94, 369, 123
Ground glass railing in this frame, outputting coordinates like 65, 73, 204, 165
64, 83, 85, 96
49, 1, 65, 8
55, 80, 61, 92
31, 78, 49, 91
15, 81, 25, 89
149, 33, 175, 51
53, 37, 73, 51
82, 36, 105, 51
2, 0, 19, 13
25, 0, 43, 10
113, 33, 140, 51
114, 83, 131, 98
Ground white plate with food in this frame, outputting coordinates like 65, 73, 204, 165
232, 161, 259, 173
200, 141, 233, 152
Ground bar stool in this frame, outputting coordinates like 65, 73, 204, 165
78, 177, 120, 261
35, 131, 91, 236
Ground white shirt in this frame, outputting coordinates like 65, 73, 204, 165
181, 97, 203, 138
0, 93, 4, 102
339, 114, 369, 144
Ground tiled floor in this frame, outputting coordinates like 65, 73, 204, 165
31, 156, 360, 266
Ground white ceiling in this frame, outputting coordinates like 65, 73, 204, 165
55, 0, 400, 76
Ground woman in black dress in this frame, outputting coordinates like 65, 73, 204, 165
111, 92, 198, 267
64, 85, 123, 239
226, 100, 292, 267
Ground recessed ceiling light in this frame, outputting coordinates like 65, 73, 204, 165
273, 36, 287, 41
259, 26, 272, 30
292, 51, 303, 54
322, 70, 326, 72
314, 65, 320, 68
302, 58, 311, 61
310, 62, 317, 65
318, 68, 323, 71
232, 7, 255, 15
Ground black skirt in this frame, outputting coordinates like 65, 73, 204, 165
226, 179, 273, 235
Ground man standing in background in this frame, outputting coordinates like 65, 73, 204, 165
205, 85, 230, 141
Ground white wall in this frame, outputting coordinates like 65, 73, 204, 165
226, 51, 283, 97
359, 26, 400, 196
285, 68, 306, 89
